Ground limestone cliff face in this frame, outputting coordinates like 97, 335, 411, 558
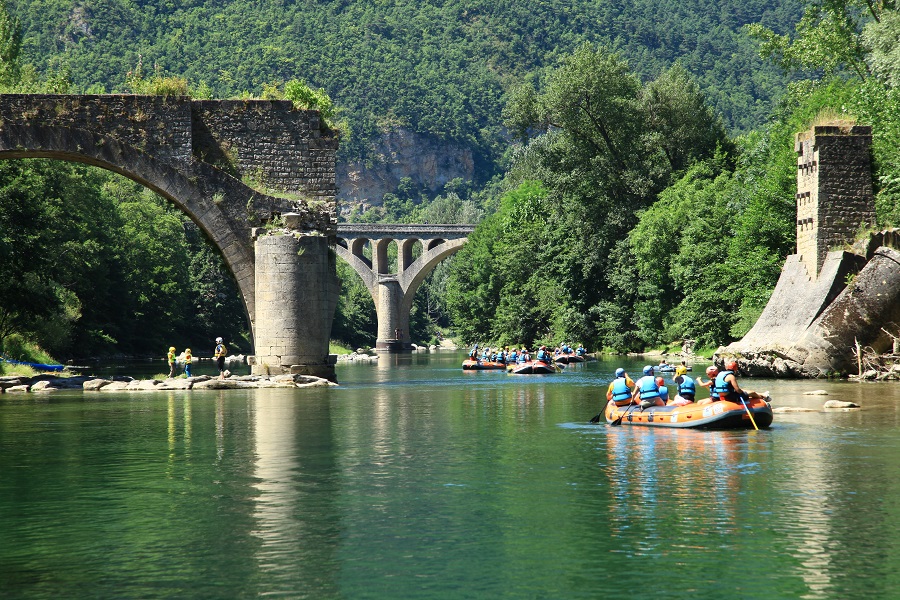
336, 128, 475, 210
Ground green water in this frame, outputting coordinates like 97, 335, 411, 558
3, 352, 900, 599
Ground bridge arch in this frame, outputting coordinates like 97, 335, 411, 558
335, 224, 475, 351
0, 123, 267, 322
0, 94, 340, 378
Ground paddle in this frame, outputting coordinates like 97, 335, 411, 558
739, 394, 759, 430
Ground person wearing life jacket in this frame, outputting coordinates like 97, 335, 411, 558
536, 346, 550, 363
656, 376, 669, 404
696, 365, 719, 405
214, 337, 228, 379
469, 344, 479, 360
519, 348, 530, 363
508, 348, 519, 363
632, 365, 664, 408
167, 346, 177, 379
671, 365, 696, 405
481, 347, 491, 362
713, 359, 770, 403
183, 348, 193, 378
606, 368, 635, 405
575, 344, 586, 356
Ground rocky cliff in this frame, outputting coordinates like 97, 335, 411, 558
336, 128, 475, 213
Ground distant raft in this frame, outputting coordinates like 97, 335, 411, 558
604, 397, 773, 429
507, 360, 561, 375
462, 359, 507, 371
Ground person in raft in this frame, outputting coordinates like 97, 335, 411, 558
712, 359, 769, 403
606, 368, 634, 406
167, 346, 177, 379
670, 365, 696, 406
695, 366, 719, 405
215, 337, 228, 379
655, 376, 669, 404
535, 345, 551, 363
632, 365, 665, 409
183, 348, 193, 378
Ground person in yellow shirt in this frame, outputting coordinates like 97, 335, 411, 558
167, 346, 176, 378
214, 337, 227, 379
606, 368, 634, 405
183, 348, 192, 378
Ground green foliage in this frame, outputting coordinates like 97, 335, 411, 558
125, 57, 189, 96
283, 79, 336, 122
745, 0, 894, 79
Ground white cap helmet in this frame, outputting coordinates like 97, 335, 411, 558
216, 337, 223, 343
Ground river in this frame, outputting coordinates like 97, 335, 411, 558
2, 352, 899, 599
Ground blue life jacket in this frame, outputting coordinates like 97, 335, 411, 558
536, 350, 549, 362
712, 371, 735, 396
639, 376, 661, 400
509, 351, 518, 362
611, 377, 632, 402
678, 376, 696, 396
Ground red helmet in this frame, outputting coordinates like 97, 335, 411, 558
706, 366, 719, 377
655, 376, 665, 386
725, 359, 738, 371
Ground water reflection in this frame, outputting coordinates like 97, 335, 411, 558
250, 391, 341, 597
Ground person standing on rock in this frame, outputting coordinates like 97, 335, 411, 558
167, 346, 177, 378
214, 337, 228, 379
183, 348, 193, 378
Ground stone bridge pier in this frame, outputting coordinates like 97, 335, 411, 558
0, 94, 340, 380
335, 224, 475, 351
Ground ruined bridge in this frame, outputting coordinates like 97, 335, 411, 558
723, 125, 900, 377
0, 93, 340, 379
335, 224, 475, 351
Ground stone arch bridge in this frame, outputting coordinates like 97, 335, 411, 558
335, 224, 475, 351
0, 93, 340, 379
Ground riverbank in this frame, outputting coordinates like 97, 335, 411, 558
0, 373, 336, 394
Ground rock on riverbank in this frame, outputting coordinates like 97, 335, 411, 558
0, 373, 336, 393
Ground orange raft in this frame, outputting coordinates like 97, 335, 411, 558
462, 359, 507, 371
604, 397, 773, 429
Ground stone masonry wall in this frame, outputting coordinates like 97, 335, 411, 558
191, 100, 337, 205
0, 95, 338, 215
795, 125, 873, 278
0, 94, 193, 166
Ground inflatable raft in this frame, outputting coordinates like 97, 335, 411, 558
507, 360, 560, 374
462, 359, 507, 371
604, 397, 773, 429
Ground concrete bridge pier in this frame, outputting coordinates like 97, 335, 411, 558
375, 277, 410, 352
334, 224, 475, 353
252, 231, 340, 380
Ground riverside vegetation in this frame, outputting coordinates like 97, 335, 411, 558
2, 0, 900, 366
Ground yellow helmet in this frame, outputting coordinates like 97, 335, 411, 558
676, 365, 687, 376
169, 347, 175, 352
186, 348, 191, 353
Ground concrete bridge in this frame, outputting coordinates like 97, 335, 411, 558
335, 224, 475, 351
0, 94, 340, 379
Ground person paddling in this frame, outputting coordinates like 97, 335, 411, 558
632, 365, 664, 408
712, 359, 769, 403
606, 368, 634, 405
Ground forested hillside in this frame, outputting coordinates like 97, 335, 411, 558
12, 0, 800, 183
